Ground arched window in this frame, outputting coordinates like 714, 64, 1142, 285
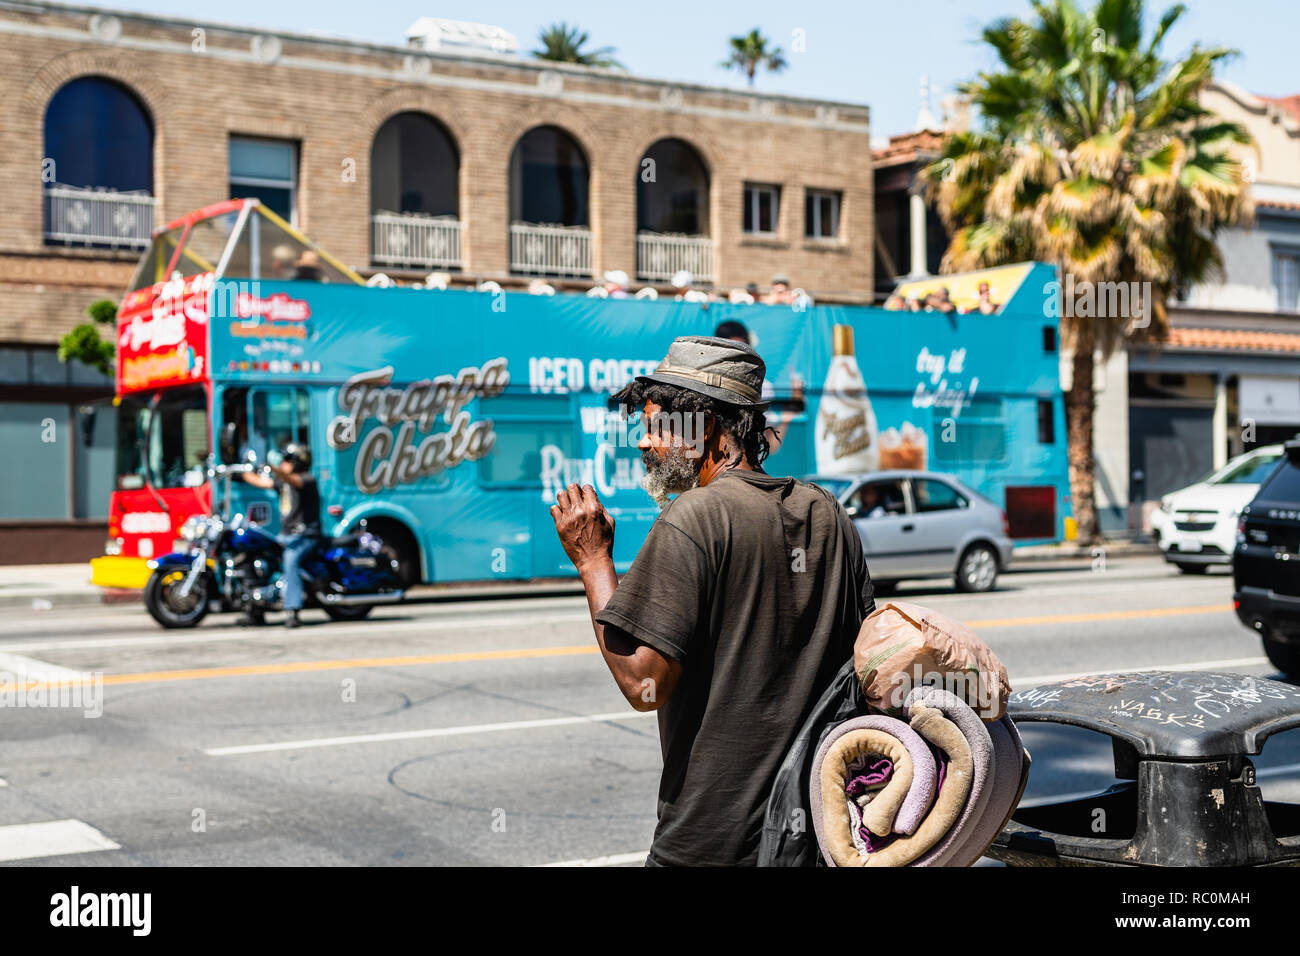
370, 112, 459, 217
370, 112, 461, 269
509, 125, 589, 227
635, 138, 714, 283
636, 138, 709, 236
43, 76, 154, 247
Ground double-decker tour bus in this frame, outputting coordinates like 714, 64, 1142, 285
92, 199, 1070, 590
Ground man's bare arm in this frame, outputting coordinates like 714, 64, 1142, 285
550, 483, 682, 712
576, 554, 682, 712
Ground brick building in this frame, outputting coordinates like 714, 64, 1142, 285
0, 1, 873, 560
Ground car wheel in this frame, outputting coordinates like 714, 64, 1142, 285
1263, 636, 1300, 679
1175, 563, 1210, 574
955, 543, 998, 593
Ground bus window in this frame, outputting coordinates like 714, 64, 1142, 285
248, 388, 310, 463
219, 387, 250, 464
480, 421, 576, 486
477, 394, 575, 487
115, 386, 208, 489
127, 225, 184, 292
252, 210, 354, 283
173, 210, 240, 279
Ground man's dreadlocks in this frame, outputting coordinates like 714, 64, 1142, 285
616, 380, 769, 468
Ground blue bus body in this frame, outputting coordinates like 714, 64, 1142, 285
209, 262, 1067, 582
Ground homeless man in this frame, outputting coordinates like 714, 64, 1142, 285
549, 335, 875, 866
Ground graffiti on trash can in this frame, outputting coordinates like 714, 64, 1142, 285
1109, 699, 1206, 728
1014, 687, 1063, 708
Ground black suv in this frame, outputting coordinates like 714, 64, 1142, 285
1233, 437, 1300, 677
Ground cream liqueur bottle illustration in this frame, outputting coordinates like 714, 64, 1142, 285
815, 324, 879, 474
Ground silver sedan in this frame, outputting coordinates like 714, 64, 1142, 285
805, 470, 1015, 593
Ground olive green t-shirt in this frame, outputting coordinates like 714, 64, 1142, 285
595, 469, 874, 866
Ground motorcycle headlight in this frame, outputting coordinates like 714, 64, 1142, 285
180, 516, 223, 543
180, 516, 204, 542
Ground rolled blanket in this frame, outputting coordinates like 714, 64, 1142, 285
811, 688, 1028, 867
906, 686, 994, 867
938, 714, 1031, 867
809, 715, 937, 851
811, 707, 974, 867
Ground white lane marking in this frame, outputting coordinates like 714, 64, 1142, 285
0, 778, 7, 787
0, 652, 88, 683
537, 851, 650, 867
205, 709, 656, 756
200, 658, 1276, 755
0, 819, 120, 863
0, 611, 592, 654
1012, 657, 1270, 689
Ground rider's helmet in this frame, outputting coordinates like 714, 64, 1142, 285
281, 442, 312, 472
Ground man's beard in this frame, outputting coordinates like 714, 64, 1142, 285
641, 444, 700, 510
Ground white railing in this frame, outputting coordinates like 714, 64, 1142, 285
509, 222, 592, 278
44, 184, 156, 249
636, 232, 715, 283
371, 212, 463, 270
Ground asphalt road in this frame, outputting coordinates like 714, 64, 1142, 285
1, 554, 1296, 867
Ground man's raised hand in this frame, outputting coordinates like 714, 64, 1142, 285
550, 483, 615, 575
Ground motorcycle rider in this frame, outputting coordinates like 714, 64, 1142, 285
240, 442, 320, 628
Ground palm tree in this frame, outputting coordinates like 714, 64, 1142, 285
720, 29, 787, 87
920, 0, 1253, 545
532, 22, 624, 70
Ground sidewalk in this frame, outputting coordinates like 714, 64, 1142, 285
0, 540, 1161, 610
0, 564, 135, 610
1010, 538, 1159, 568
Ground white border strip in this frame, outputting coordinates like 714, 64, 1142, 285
0, 819, 120, 863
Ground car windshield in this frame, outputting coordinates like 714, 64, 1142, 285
116, 386, 210, 489
1212, 452, 1282, 485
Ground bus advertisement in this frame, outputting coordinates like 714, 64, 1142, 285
91, 199, 1068, 590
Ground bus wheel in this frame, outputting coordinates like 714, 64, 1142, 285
144, 568, 210, 629
365, 520, 420, 588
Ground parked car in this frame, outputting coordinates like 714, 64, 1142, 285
1149, 444, 1286, 573
1232, 438, 1300, 678
805, 470, 1014, 593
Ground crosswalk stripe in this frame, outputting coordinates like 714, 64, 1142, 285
0, 652, 87, 683
0, 819, 120, 863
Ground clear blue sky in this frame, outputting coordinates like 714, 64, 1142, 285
93, 0, 1299, 137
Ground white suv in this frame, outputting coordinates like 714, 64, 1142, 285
1150, 445, 1285, 573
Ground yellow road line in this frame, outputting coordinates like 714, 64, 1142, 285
0, 602, 1234, 693
963, 603, 1230, 629
0, 644, 597, 694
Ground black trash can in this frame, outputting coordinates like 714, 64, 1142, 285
987, 671, 1300, 866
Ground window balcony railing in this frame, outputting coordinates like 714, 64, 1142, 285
636, 232, 715, 283
371, 211, 463, 270
509, 222, 593, 278
43, 184, 157, 250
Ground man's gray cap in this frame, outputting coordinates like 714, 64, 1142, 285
613, 335, 770, 410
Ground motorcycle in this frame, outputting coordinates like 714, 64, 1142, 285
142, 459, 405, 628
